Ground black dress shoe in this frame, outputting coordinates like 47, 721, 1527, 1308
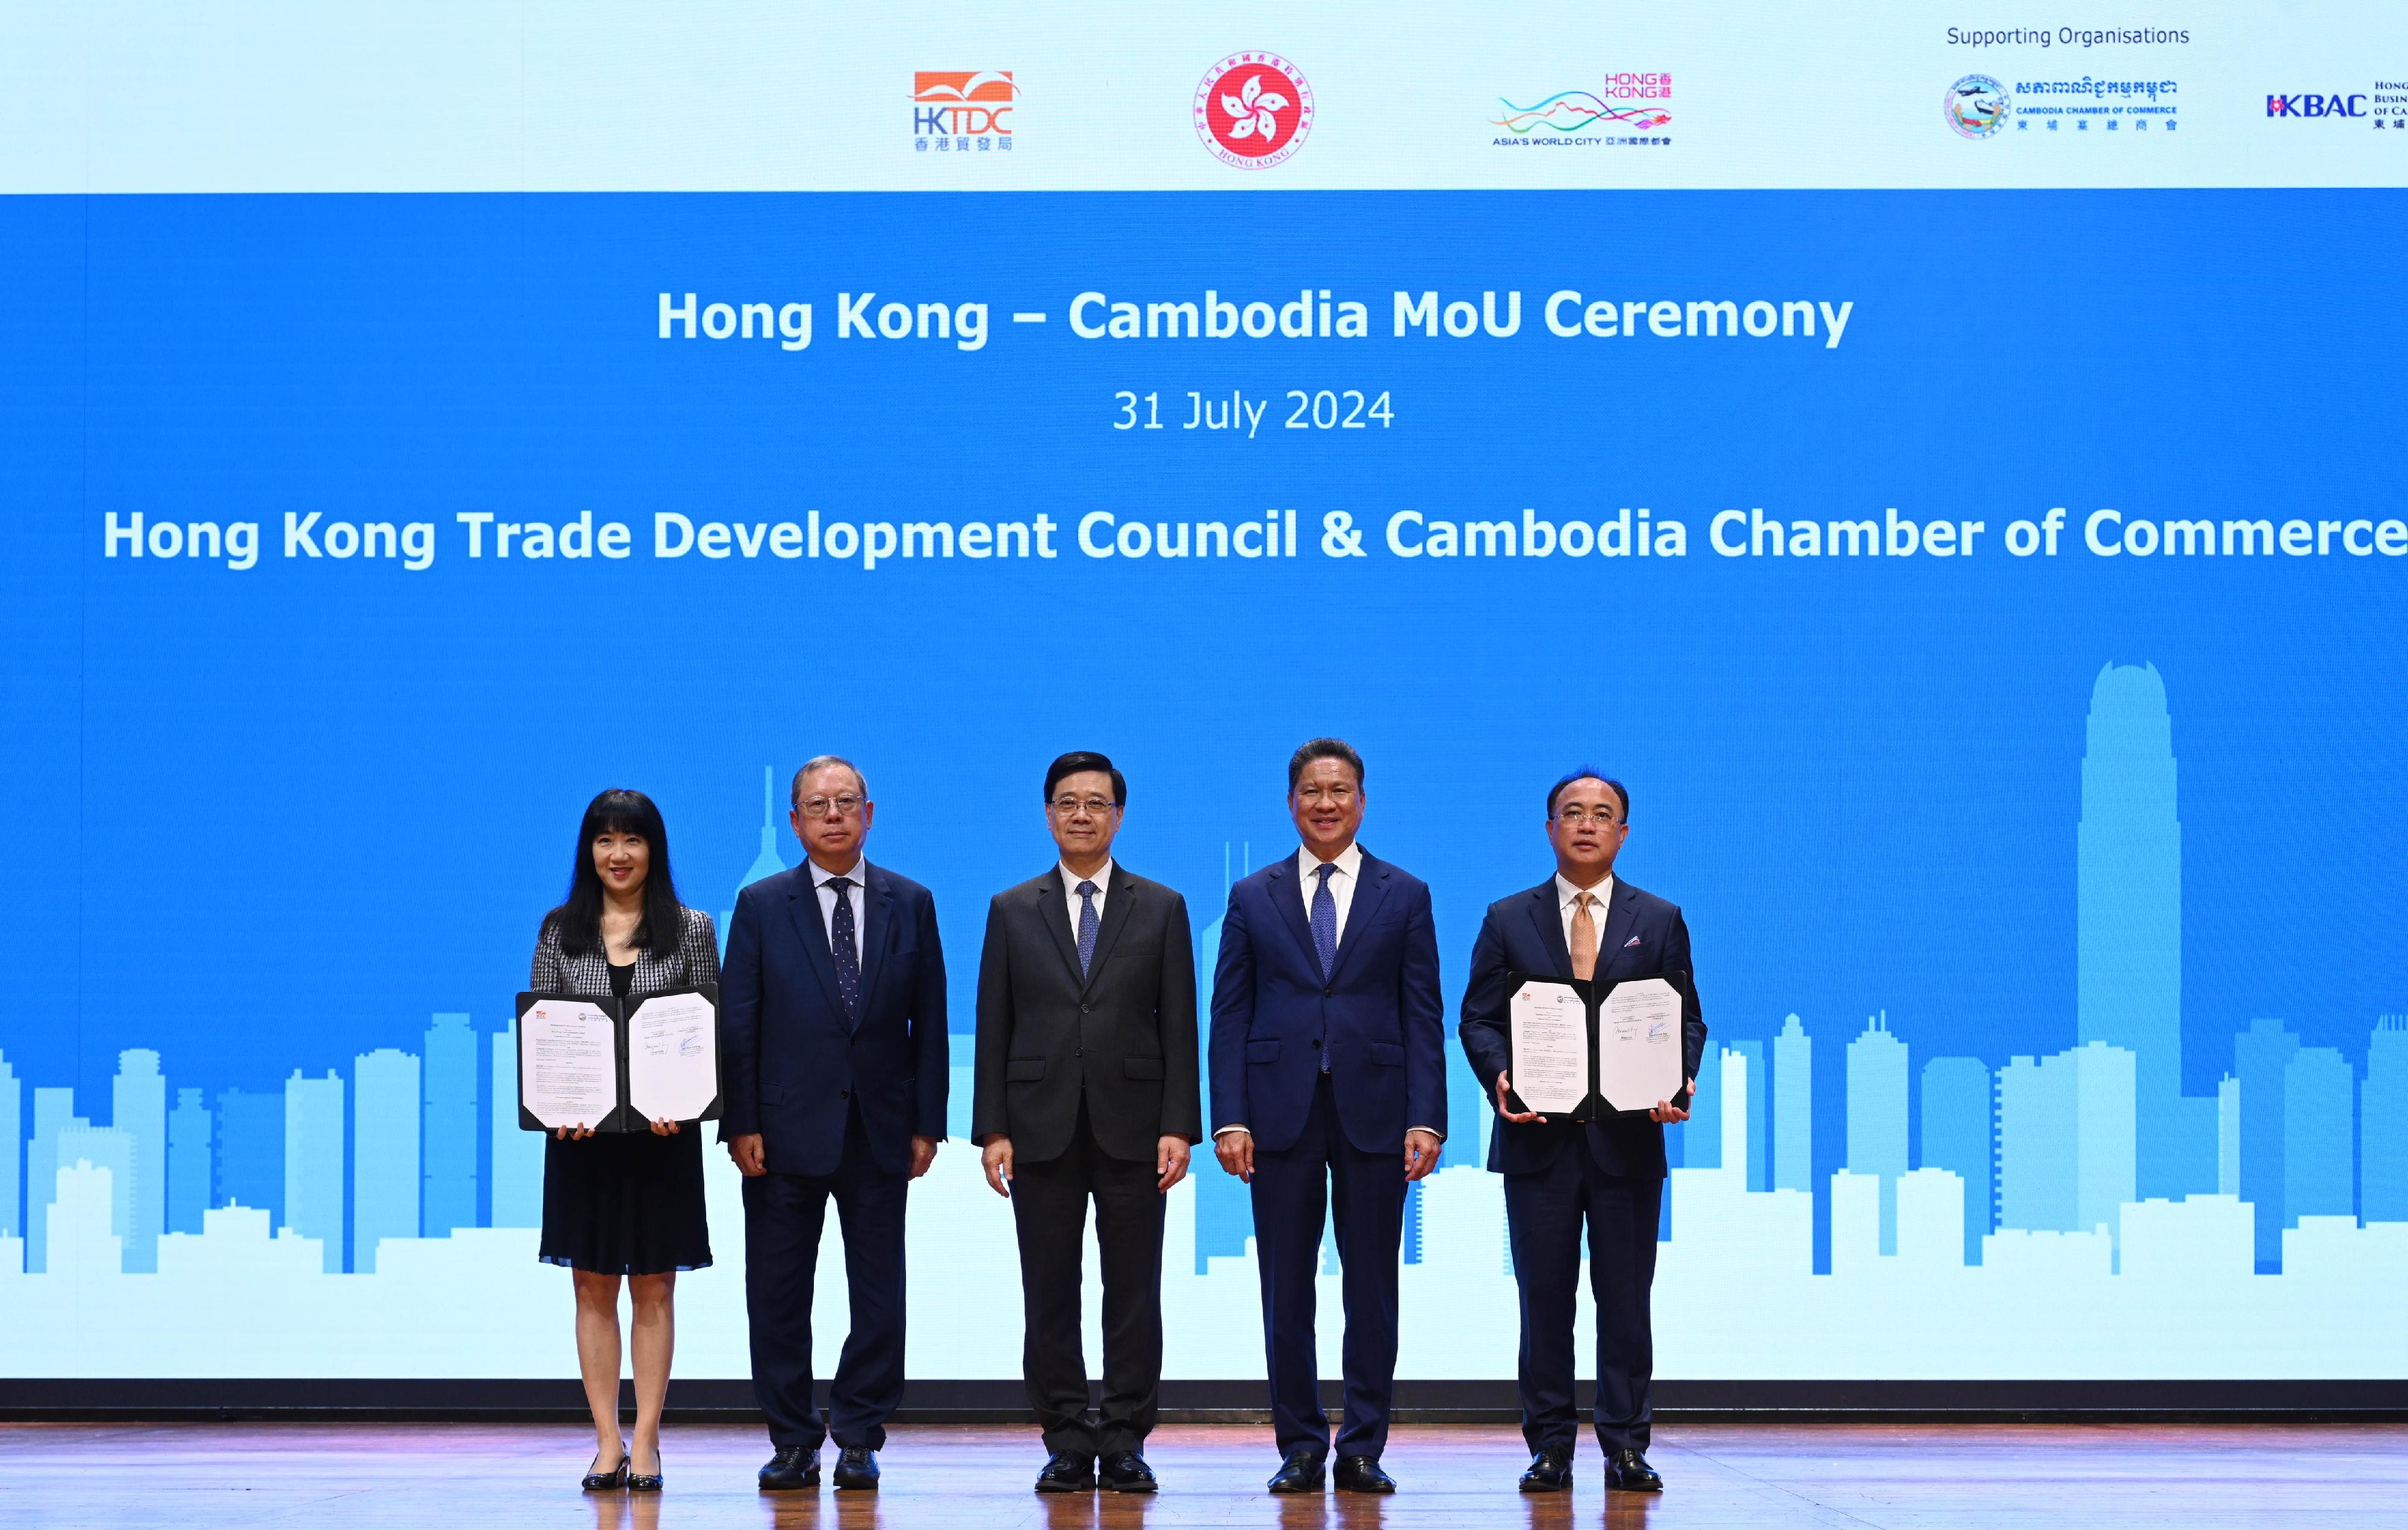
1035, 1452, 1096, 1492
1606, 1448, 1663, 1492
757, 1445, 818, 1491
1267, 1446, 1327, 1493
582, 1451, 628, 1492
627, 1448, 663, 1493
1519, 1448, 1572, 1493
832, 1445, 881, 1490
1099, 1452, 1158, 1493
1333, 1455, 1397, 1493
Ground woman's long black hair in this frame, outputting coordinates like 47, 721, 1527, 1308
547, 788, 686, 959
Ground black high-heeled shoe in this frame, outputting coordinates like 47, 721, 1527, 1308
627, 1448, 663, 1493
582, 1450, 629, 1491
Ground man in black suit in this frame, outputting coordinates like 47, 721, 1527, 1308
1459, 769, 1706, 1495
973, 751, 1202, 1495
1208, 739, 1447, 1494
721, 755, 949, 1493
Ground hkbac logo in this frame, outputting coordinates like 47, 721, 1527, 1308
1946, 74, 2011, 138
1194, 54, 1313, 169
2267, 93, 2368, 118
914, 71, 1016, 155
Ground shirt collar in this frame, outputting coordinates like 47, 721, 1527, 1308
810, 858, 867, 889
1059, 859, 1114, 896
1556, 870, 1614, 910
1300, 841, 1364, 882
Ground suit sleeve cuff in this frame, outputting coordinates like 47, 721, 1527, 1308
1212, 1124, 1249, 1138
1409, 1126, 1445, 1139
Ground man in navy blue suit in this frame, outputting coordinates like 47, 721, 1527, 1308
1208, 739, 1446, 1494
1459, 769, 1705, 1496
721, 755, 949, 1494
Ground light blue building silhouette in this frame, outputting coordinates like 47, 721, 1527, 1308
167, 1088, 210, 1235
55, 1125, 134, 1256
111, 1050, 166, 1273
1685, 1044, 1724, 1169
353, 1048, 420, 1272
2365, 1017, 2408, 1223
722, 766, 792, 959
1772, 1015, 1812, 1194
1997, 1042, 2134, 1242
1193, 843, 1253, 1274
1846, 1013, 1908, 1253
2078, 663, 2215, 1199
285, 1070, 346, 1272
491, 1024, 542, 1228
1920, 1056, 1993, 1263
421, 1014, 477, 1236
28, 1086, 86, 1273
1732, 1039, 1768, 1191
214, 1087, 284, 1227
2235, 1018, 2300, 1268
0, 1050, 18, 1240
2283, 1047, 2353, 1228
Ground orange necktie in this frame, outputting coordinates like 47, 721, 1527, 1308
1571, 891, 1599, 980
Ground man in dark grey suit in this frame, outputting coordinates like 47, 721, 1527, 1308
973, 751, 1202, 1495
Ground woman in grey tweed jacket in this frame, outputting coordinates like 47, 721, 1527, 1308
531, 788, 719, 1493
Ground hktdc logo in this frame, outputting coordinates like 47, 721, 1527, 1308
2267, 93, 2367, 118
1194, 54, 1314, 169
914, 71, 1016, 154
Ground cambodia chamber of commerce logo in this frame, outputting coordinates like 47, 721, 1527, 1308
1491, 72, 1673, 147
914, 71, 1016, 154
1194, 54, 1313, 169
1945, 74, 2012, 138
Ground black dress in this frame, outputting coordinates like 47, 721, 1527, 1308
537, 961, 713, 1275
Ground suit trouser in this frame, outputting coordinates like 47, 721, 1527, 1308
1009, 1096, 1167, 1458
1504, 1143, 1664, 1455
1249, 1073, 1406, 1460
742, 1107, 909, 1451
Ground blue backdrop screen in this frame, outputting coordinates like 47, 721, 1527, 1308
2, 188, 2403, 1378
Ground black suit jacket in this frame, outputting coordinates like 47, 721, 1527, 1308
1459, 876, 1707, 1179
718, 860, 949, 1178
972, 865, 1202, 1163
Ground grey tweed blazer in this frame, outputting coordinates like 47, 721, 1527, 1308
531, 904, 722, 999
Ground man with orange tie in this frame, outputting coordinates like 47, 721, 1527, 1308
1457, 769, 1705, 1496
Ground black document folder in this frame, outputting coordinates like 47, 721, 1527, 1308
514, 983, 721, 1132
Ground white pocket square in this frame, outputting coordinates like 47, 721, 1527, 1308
1623, 935, 1642, 947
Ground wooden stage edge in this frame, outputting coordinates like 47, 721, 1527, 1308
7, 1378, 2408, 1423
7, 1420, 2408, 1529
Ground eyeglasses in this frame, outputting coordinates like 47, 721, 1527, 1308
1296, 784, 1357, 805
798, 794, 864, 819
1049, 796, 1121, 816
1551, 807, 1622, 828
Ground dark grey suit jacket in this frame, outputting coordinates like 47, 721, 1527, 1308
972, 864, 1203, 1164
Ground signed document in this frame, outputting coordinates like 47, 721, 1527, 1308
520, 998, 619, 1130
1509, 979, 1593, 1115
628, 991, 720, 1124
1597, 976, 1685, 1113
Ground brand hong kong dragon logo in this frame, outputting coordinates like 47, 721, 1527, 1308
1194, 54, 1314, 169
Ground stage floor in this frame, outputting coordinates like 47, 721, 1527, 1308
5, 1421, 2403, 1527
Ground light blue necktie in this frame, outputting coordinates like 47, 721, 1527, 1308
1075, 880, 1099, 977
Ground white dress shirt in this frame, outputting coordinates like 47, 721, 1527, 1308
1059, 858, 1114, 942
1556, 872, 1616, 958
808, 857, 869, 949
1297, 841, 1364, 944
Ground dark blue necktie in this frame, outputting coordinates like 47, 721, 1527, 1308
1075, 880, 1100, 977
1309, 861, 1339, 980
826, 875, 861, 1020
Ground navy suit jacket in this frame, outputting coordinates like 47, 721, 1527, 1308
1459, 876, 1707, 1180
718, 860, 949, 1178
1208, 848, 1446, 1156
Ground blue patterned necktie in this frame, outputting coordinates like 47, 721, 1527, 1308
1309, 861, 1339, 980
826, 875, 861, 1020
1075, 880, 1100, 977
